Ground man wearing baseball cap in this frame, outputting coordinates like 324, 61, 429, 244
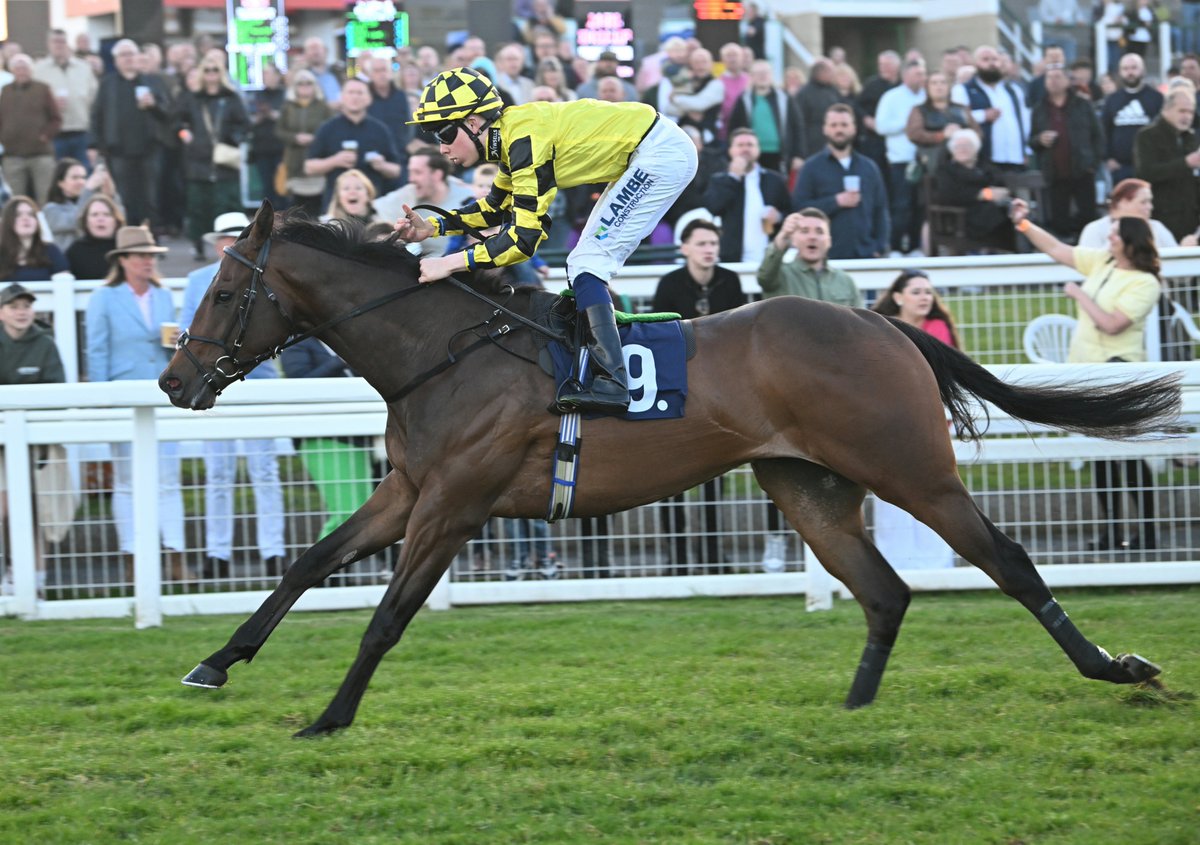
0, 284, 65, 384
179, 213, 286, 581
0, 283, 68, 599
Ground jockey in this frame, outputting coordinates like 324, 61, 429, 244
395, 66, 698, 414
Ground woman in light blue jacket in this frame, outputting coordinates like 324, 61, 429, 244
85, 226, 189, 580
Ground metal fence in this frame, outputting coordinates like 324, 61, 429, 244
4, 253, 1200, 624
1, 363, 1198, 626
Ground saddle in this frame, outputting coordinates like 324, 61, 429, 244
527, 289, 697, 381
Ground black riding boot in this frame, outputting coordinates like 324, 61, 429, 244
558, 302, 630, 414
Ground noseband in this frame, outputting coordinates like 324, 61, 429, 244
175, 238, 291, 395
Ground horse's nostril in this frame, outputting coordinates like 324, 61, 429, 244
165, 377, 182, 392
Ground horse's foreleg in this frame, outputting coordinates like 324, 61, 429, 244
907, 486, 1161, 686
181, 469, 417, 689
294, 497, 488, 737
752, 459, 910, 709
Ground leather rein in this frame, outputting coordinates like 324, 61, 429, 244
175, 221, 564, 402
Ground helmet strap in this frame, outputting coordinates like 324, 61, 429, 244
464, 120, 502, 163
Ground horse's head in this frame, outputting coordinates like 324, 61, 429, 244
159, 201, 294, 410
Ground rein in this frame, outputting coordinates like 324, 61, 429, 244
177, 230, 565, 401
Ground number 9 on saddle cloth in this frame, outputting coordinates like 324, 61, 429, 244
536, 294, 693, 420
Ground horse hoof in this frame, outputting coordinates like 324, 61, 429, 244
181, 662, 228, 689
293, 719, 343, 739
1116, 653, 1161, 684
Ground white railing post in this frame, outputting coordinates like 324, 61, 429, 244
1159, 21, 1172, 83
1095, 22, 1108, 76
427, 567, 451, 610
131, 406, 162, 629
804, 539, 834, 611
50, 272, 79, 383
1145, 301, 1163, 362
4, 411, 39, 618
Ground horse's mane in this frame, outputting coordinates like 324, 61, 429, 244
273, 211, 509, 293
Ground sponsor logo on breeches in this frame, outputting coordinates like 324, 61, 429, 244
596, 168, 659, 240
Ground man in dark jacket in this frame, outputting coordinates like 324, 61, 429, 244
793, 59, 840, 159
1134, 89, 1200, 242
1102, 53, 1163, 185
0, 54, 62, 204
1029, 63, 1103, 239
702, 129, 792, 262
89, 39, 170, 230
726, 59, 804, 174
0, 284, 65, 385
792, 103, 890, 259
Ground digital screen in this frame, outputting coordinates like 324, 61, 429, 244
345, 0, 409, 58
574, 2, 634, 66
693, 0, 743, 21
226, 0, 288, 90
235, 17, 275, 46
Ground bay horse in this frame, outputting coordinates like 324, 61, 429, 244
160, 202, 1179, 737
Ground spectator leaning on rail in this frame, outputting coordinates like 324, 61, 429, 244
393, 67, 698, 415
0, 196, 69, 283
179, 212, 287, 581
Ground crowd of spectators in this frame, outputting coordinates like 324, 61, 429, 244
2, 4, 1199, 583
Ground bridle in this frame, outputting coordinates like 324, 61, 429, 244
172, 229, 564, 400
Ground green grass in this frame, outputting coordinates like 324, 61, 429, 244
2, 590, 1197, 844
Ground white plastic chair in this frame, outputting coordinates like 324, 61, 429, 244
1023, 314, 1077, 364
1168, 300, 1200, 342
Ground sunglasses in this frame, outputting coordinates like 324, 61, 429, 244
431, 122, 461, 145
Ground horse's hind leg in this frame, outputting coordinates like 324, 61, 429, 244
752, 458, 910, 709
181, 469, 417, 689
897, 481, 1161, 685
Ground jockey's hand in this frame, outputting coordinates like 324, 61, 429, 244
418, 252, 465, 284
394, 204, 435, 243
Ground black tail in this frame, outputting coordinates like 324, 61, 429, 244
887, 318, 1184, 442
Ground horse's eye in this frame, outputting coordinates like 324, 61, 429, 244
215, 290, 234, 303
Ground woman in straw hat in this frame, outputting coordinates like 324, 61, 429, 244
84, 225, 192, 583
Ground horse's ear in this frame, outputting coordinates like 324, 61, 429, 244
249, 200, 274, 245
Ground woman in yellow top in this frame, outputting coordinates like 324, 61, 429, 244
393, 67, 699, 414
1010, 197, 1162, 551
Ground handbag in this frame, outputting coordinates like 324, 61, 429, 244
285, 174, 326, 197
201, 101, 243, 170
273, 161, 288, 196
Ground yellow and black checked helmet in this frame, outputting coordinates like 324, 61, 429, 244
408, 67, 504, 125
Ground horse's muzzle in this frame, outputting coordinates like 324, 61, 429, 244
159, 370, 216, 411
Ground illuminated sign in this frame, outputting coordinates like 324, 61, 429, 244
345, 0, 410, 58
225, 0, 288, 91
693, 0, 743, 20
574, 2, 634, 72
